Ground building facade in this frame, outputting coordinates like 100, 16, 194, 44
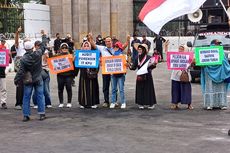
46, 0, 133, 42
46, 0, 230, 42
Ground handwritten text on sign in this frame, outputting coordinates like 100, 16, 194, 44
167, 52, 194, 70
0, 49, 9, 67
47, 54, 74, 74
195, 46, 224, 66
75, 50, 100, 68
101, 55, 127, 74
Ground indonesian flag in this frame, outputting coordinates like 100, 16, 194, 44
139, 0, 206, 34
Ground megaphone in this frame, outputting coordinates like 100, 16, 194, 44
188, 9, 203, 22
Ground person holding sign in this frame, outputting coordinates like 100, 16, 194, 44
78, 41, 100, 108
88, 34, 129, 108
200, 40, 230, 110
56, 43, 77, 108
0, 39, 8, 109
130, 43, 157, 109
167, 45, 193, 110
110, 42, 127, 109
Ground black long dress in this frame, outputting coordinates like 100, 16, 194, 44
78, 68, 100, 107
131, 55, 157, 106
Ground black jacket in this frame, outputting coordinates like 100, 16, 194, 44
14, 47, 45, 85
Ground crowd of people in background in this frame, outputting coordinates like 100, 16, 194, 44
0, 27, 229, 122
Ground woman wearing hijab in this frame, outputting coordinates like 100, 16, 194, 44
130, 43, 157, 109
78, 41, 100, 108
201, 39, 230, 110
167, 45, 193, 110
57, 43, 76, 108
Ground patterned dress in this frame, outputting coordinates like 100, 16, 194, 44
203, 71, 228, 108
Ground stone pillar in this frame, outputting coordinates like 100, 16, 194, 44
100, 0, 111, 37
46, 0, 63, 37
88, 0, 101, 37
78, 0, 88, 42
110, 0, 118, 38
62, 0, 72, 37
72, 0, 79, 42
117, 0, 133, 42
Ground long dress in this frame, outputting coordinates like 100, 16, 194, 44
203, 71, 228, 108
171, 70, 192, 104
78, 68, 100, 107
131, 55, 157, 106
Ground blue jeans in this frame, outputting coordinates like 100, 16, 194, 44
33, 74, 51, 106
23, 80, 45, 116
111, 74, 125, 104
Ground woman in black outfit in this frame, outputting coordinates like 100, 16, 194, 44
78, 41, 100, 108
57, 43, 76, 108
130, 43, 157, 109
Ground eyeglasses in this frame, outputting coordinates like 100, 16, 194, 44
62, 47, 68, 49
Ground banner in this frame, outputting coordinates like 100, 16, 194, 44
101, 55, 127, 74
195, 46, 224, 66
167, 52, 194, 70
0, 49, 10, 67
47, 54, 74, 74
75, 50, 100, 68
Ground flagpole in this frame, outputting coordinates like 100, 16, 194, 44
219, 0, 229, 18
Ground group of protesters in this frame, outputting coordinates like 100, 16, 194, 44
0, 27, 230, 122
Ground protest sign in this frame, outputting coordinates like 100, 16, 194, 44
166, 52, 194, 70
101, 55, 127, 74
47, 54, 74, 74
0, 49, 10, 67
195, 46, 224, 66
75, 50, 100, 68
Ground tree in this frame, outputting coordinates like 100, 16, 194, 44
0, 0, 45, 6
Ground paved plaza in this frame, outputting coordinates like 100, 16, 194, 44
0, 62, 230, 153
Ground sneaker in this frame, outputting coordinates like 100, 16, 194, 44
102, 102, 109, 108
138, 105, 144, 109
121, 103, 126, 109
46, 105, 52, 108
23, 116, 30, 122
221, 106, 227, 110
39, 114, 46, 121
80, 105, 85, 109
91, 105, 98, 109
110, 103, 115, 109
148, 105, 155, 109
59, 104, 64, 108
33, 105, 38, 109
207, 106, 213, 110
1, 103, 7, 109
66, 103, 72, 108
15, 105, 22, 110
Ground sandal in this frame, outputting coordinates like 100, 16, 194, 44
187, 105, 194, 110
170, 104, 178, 110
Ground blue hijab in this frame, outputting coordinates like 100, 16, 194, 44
201, 57, 230, 93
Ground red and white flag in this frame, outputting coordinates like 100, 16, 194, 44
139, 0, 206, 34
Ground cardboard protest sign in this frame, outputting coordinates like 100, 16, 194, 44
166, 52, 194, 70
101, 55, 127, 74
47, 54, 74, 74
75, 50, 100, 68
195, 46, 224, 66
0, 49, 10, 67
